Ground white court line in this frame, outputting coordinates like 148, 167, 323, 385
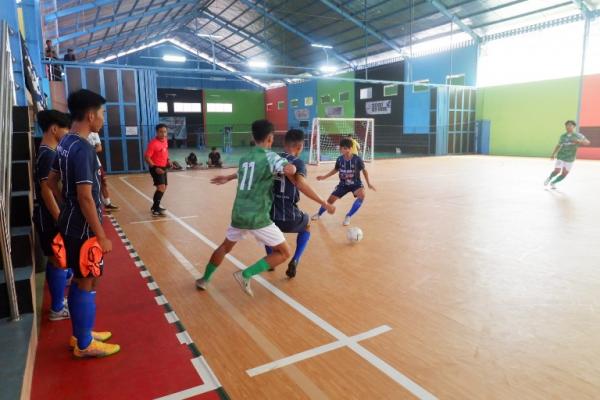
154, 357, 220, 400
129, 215, 199, 225
247, 325, 392, 377
120, 176, 437, 400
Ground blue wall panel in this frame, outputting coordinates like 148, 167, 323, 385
404, 45, 478, 134
287, 80, 317, 132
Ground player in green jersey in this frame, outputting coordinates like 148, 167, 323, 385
195, 120, 297, 297
545, 120, 590, 189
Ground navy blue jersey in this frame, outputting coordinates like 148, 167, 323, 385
52, 133, 102, 239
32, 145, 57, 232
271, 153, 306, 222
335, 155, 364, 186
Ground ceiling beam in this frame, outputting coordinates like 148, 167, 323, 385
428, 0, 480, 42
571, 0, 592, 18
316, 0, 403, 53
44, 0, 118, 23
237, 0, 354, 68
55, 0, 197, 44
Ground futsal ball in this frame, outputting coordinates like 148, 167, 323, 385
346, 227, 363, 243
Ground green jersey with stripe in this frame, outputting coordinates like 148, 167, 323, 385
231, 147, 288, 229
556, 132, 586, 162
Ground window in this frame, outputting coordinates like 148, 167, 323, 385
277, 100, 285, 110
207, 103, 233, 113
304, 96, 313, 106
360, 87, 372, 100
413, 79, 429, 93
266, 102, 273, 112
383, 84, 398, 97
320, 94, 331, 104
339, 91, 349, 102
157, 102, 168, 112
446, 74, 465, 86
290, 98, 299, 108
173, 102, 202, 113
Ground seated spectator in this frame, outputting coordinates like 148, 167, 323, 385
64, 49, 76, 62
207, 147, 222, 168
185, 152, 201, 169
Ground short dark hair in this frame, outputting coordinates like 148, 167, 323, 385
340, 138, 353, 149
37, 110, 70, 132
285, 129, 304, 144
211, 147, 217, 151
67, 89, 106, 122
251, 119, 274, 142
67, 49, 73, 52
565, 120, 576, 126
155, 123, 168, 131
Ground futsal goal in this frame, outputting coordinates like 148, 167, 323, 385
308, 118, 375, 165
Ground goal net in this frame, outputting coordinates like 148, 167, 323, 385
308, 118, 374, 165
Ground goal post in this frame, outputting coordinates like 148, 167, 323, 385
308, 118, 375, 165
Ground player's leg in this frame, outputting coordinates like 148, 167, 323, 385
545, 160, 562, 186
344, 187, 365, 226
65, 236, 119, 358
100, 168, 119, 210
43, 229, 70, 320
312, 193, 341, 220
287, 214, 311, 278
234, 225, 289, 296
551, 165, 571, 187
196, 231, 240, 290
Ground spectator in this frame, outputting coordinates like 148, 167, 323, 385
64, 49, 76, 62
208, 147, 222, 168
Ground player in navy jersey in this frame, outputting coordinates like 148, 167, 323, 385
268, 129, 335, 278
33, 110, 71, 321
47, 89, 119, 358
312, 138, 375, 226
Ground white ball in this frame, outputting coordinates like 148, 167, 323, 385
346, 227, 363, 243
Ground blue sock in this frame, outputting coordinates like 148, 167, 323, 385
265, 246, 273, 256
46, 263, 67, 312
347, 198, 363, 217
318, 206, 326, 216
68, 284, 96, 349
292, 230, 311, 263
66, 268, 73, 283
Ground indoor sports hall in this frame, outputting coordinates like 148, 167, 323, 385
2, 1, 600, 399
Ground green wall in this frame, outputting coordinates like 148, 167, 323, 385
316, 71, 355, 118
476, 77, 579, 157
204, 89, 265, 146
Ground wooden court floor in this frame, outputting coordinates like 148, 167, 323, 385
108, 156, 600, 400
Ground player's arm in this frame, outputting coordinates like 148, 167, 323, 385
40, 180, 61, 221
550, 144, 561, 160
77, 184, 111, 253
362, 168, 375, 191
211, 172, 237, 185
47, 170, 63, 205
575, 134, 591, 146
288, 174, 335, 213
316, 167, 337, 181
144, 148, 155, 167
94, 142, 102, 154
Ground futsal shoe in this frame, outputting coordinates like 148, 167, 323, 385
157, 206, 167, 212
195, 278, 208, 290
151, 208, 165, 217
73, 339, 120, 358
343, 216, 351, 226
233, 271, 254, 297
105, 203, 119, 211
69, 331, 112, 348
286, 260, 297, 279
550, 183, 557, 190
544, 177, 551, 186
311, 213, 320, 221
49, 306, 70, 321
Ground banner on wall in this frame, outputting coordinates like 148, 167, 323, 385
325, 106, 343, 117
159, 116, 187, 140
365, 100, 391, 115
294, 108, 310, 120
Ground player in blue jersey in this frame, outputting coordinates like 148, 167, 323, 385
268, 129, 335, 278
312, 138, 375, 226
33, 110, 71, 321
47, 89, 118, 358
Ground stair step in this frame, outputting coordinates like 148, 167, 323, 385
11, 226, 33, 269
9, 191, 32, 228
12, 132, 32, 161
0, 266, 34, 319
11, 160, 31, 192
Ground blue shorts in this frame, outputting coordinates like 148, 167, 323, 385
273, 213, 310, 233
331, 183, 364, 199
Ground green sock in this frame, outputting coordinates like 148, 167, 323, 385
203, 262, 218, 281
242, 259, 270, 279
548, 170, 559, 180
551, 174, 567, 184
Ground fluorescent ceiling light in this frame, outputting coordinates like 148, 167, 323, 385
162, 54, 186, 62
248, 59, 268, 68
319, 65, 337, 73
94, 38, 169, 63
197, 33, 223, 39
312, 43, 333, 49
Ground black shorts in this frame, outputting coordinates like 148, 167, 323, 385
63, 234, 104, 279
273, 213, 310, 233
331, 183, 364, 199
36, 226, 59, 257
150, 166, 168, 186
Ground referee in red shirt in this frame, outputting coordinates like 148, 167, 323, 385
145, 124, 170, 216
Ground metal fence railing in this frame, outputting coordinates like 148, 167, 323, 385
0, 20, 19, 321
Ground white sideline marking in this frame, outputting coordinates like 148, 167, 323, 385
140, 270, 151, 278
176, 331, 193, 345
154, 295, 168, 306
130, 215, 199, 225
121, 176, 437, 400
165, 311, 179, 324
153, 357, 221, 400
247, 325, 392, 377
147, 282, 159, 290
